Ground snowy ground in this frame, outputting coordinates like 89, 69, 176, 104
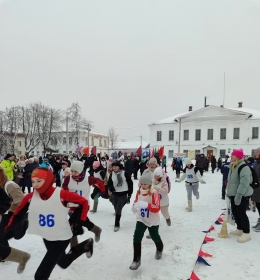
2, 166, 260, 280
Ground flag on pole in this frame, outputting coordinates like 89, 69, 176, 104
91, 146, 97, 155
136, 146, 142, 157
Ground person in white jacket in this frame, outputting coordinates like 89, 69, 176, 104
175, 158, 206, 212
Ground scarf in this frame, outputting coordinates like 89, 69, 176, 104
140, 188, 149, 195
72, 172, 85, 182
115, 170, 123, 187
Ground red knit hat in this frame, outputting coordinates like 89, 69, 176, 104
93, 161, 100, 168
31, 168, 55, 194
231, 149, 244, 159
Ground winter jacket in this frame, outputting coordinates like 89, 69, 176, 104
251, 159, 260, 203
175, 159, 183, 169
161, 157, 166, 166
20, 162, 38, 188
125, 159, 134, 174
226, 159, 253, 197
0, 188, 11, 216
1, 159, 16, 180
152, 174, 169, 206
221, 161, 230, 182
211, 157, 217, 169
179, 165, 204, 184
3, 180, 24, 212
196, 157, 207, 169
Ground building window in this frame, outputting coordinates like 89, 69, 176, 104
195, 150, 200, 155
91, 137, 94, 146
169, 130, 174, 141
74, 137, 78, 145
219, 149, 226, 158
17, 141, 21, 147
63, 137, 66, 145
251, 149, 256, 156
168, 150, 174, 158
252, 127, 259, 139
99, 138, 102, 147
233, 128, 240, 140
183, 150, 188, 157
157, 131, 162, 141
37, 151, 40, 156
195, 129, 201, 141
69, 137, 72, 145
86, 138, 89, 145
183, 130, 189, 141
104, 139, 107, 147
220, 128, 226, 140
207, 129, 213, 140
17, 151, 22, 156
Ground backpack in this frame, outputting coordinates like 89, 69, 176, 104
238, 164, 259, 189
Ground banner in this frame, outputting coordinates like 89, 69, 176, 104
188, 150, 195, 159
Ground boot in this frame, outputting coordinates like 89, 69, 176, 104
186, 200, 192, 212
252, 218, 260, 229
155, 241, 163, 260
4, 248, 31, 274
70, 238, 94, 259
90, 225, 102, 242
237, 233, 251, 243
166, 218, 171, 226
90, 202, 98, 213
129, 243, 141, 270
70, 236, 78, 248
177, 174, 180, 179
230, 229, 243, 236
196, 192, 199, 200
114, 214, 121, 232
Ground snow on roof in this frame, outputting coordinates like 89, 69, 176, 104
115, 140, 149, 150
228, 107, 260, 120
150, 111, 191, 125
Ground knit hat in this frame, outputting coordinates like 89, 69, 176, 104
71, 161, 84, 174
28, 158, 34, 162
186, 158, 192, 165
64, 167, 71, 175
4, 154, 12, 160
31, 168, 55, 194
149, 157, 157, 165
231, 149, 244, 159
247, 157, 255, 164
62, 161, 68, 166
139, 171, 152, 185
154, 167, 163, 177
93, 161, 100, 168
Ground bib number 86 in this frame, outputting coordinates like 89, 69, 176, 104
39, 214, 55, 227
140, 208, 150, 218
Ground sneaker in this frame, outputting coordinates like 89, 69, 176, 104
129, 259, 141, 270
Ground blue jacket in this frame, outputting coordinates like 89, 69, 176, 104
221, 161, 230, 182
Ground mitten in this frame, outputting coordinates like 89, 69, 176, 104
131, 205, 137, 214
134, 201, 148, 209
235, 194, 242, 206
126, 196, 131, 204
90, 193, 95, 200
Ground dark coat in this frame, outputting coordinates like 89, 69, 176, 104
133, 159, 140, 170
20, 162, 38, 187
211, 157, 217, 169
196, 157, 207, 169
125, 159, 134, 174
252, 159, 260, 203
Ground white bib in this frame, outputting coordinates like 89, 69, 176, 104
27, 188, 72, 241
94, 171, 103, 181
68, 175, 90, 200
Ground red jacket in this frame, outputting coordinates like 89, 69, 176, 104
6, 186, 89, 230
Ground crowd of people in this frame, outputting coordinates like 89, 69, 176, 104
0, 146, 260, 277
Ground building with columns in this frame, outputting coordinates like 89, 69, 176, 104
149, 102, 260, 159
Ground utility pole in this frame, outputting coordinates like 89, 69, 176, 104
178, 118, 181, 153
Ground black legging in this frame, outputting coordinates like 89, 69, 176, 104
256, 202, 260, 216
22, 186, 31, 193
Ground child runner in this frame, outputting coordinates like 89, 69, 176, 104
130, 171, 163, 270
5, 168, 94, 280
59, 161, 68, 185
107, 161, 133, 231
176, 158, 206, 211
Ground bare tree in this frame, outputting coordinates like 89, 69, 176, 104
108, 127, 118, 149
66, 102, 93, 147
35, 103, 62, 155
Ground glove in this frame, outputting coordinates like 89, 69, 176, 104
90, 193, 95, 199
134, 201, 148, 209
175, 179, 180, 183
126, 196, 131, 204
235, 194, 242, 206
201, 180, 206, 184
131, 204, 137, 214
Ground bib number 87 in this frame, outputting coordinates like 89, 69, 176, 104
140, 208, 150, 218
39, 214, 55, 227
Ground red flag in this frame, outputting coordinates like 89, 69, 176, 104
190, 271, 200, 280
91, 146, 97, 155
151, 148, 154, 157
218, 217, 224, 222
136, 146, 142, 157
209, 226, 215, 231
204, 236, 215, 242
199, 250, 213, 258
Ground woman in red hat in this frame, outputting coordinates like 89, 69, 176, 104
5, 167, 94, 280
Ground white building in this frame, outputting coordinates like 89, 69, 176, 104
30, 131, 109, 157
149, 102, 260, 159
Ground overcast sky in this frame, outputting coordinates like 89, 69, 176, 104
1, 0, 260, 143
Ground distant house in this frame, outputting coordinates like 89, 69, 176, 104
149, 102, 260, 159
